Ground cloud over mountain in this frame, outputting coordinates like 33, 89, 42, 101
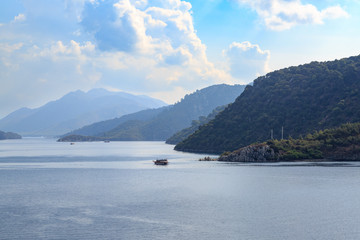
223, 41, 270, 81
0, 0, 236, 117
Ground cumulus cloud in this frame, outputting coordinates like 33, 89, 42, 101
37, 40, 95, 59
0, 0, 237, 117
81, 0, 149, 52
80, 0, 205, 58
237, 0, 349, 30
321, 5, 349, 20
79, 0, 232, 89
223, 41, 270, 81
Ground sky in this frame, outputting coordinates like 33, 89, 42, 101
0, 0, 359, 118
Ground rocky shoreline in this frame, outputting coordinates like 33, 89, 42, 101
217, 143, 360, 162
218, 143, 277, 162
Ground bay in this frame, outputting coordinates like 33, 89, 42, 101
0, 138, 360, 240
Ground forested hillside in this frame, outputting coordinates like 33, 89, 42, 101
175, 55, 360, 154
218, 122, 360, 162
63, 107, 167, 137
98, 84, 246, 140
165, 105, 226, 144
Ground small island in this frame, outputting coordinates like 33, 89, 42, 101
57, 134, 103, 142
0, 130, 22, 140
218, 122, 360, 162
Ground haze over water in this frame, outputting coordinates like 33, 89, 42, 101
0, 138, 360, 239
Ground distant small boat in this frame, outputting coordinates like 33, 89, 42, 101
153, 159, 168, 165
70, 142, 75, 145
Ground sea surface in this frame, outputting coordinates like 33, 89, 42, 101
0, 138, 360, 240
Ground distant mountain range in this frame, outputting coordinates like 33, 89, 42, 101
63, 107, 167, 138
0, 89, 167, 136
60, 84, 246, 141
175, 55, 360, 154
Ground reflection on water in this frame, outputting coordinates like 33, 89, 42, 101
0, 138, 360, 240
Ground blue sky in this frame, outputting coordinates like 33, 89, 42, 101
0, 0, 359, 118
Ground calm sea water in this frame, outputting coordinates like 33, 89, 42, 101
0, 138, 360, 240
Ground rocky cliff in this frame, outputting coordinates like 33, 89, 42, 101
218, 143, 277, 162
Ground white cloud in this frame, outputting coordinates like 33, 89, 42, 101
0, 43, 23, 53
13, 13, 26, 23
223, 41, 270, 81
55, 40, 94, 56
321, 5, 349, 20
150, 86, 190, 104
79, 0, 233, 88
0, 0, 237, 117
80, 0, 205, 59
0, 40, 101, 117
237, 0, 349, 30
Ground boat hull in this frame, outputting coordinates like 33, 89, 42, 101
153, 159, 168, 165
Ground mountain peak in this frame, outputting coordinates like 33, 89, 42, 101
0, 89, 169, 136
64, 84, 246, 141
87, 88, 111, 96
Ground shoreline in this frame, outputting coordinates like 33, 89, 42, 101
200, 156, 360, 163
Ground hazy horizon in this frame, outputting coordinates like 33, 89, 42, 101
1, 0, 359, 118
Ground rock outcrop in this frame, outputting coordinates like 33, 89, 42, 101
0, 130, 22, 140
218, 143, 277, 162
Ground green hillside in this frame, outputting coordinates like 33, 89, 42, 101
219, 122, 360, 162
269, 122, 360, 161
95, 84, 246, 141
166, 105, 226, 145
63, 107, 166, 137
175, 55, 360, 154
